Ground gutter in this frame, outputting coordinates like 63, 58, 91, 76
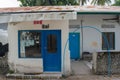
0, 10, 74, 15
77, 12, 120, 15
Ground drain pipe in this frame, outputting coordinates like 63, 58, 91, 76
80, 20, 84, 59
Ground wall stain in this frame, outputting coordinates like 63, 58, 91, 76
91, 41, 98, 47
11, 22, 21, 26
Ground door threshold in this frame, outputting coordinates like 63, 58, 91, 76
43, 72, 62, 74
43, 72, 62, 78
6, 72, 62, 79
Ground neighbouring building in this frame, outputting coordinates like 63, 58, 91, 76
0, 23, 8, 44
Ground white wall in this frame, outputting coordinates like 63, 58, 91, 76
8, 20, 71, 74
70, 15, 120, 57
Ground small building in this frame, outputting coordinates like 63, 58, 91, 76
0, 6, 76, 75
0, 6, 120, 76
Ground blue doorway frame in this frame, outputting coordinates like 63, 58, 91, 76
69, 33, 80, 59
42, 30, 61, 72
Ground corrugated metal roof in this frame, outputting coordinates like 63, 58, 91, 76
0, 6, 120, 13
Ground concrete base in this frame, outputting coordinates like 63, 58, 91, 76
93, 52, 120, 74
6, 72, 62, 79
71, 60, 92, 75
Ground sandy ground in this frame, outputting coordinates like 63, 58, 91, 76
71, 60, 92, 75
0, 75, 120, 80
65, 75, 120, 80
66, 60, 120, 80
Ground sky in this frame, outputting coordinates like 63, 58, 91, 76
0, 0, 20, 8
0, 0, 115, 8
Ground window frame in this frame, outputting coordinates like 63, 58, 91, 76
18, 30, 42, 58
47, 34, 57, 53
102, 32, 115, 50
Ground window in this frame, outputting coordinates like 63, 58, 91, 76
47, 34, 57, 53
19, 31, 41, 58
102, 32, 115, 50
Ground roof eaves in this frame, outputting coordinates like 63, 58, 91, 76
0, 10, 74, 15
77, 11, 120, 15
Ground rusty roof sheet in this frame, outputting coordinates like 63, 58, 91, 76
0, 6, 120, 13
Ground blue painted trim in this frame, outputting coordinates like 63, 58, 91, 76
41, 30, 45, 69
18, 31, 20, 58
59, 30, 62, 71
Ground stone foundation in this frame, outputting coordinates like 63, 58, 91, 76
92, 52, 120, 74
0, 54, 9, 74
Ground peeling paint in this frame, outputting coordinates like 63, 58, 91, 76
9, 62, 43, 73
11, 22, 21, 25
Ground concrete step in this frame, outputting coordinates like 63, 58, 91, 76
6, 72, 62, 79
84, 61, 92, 69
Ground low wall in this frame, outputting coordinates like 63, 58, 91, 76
0, 54, 9, 74
92, 52, 120, 74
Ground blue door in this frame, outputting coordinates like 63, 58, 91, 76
69, 33, 80, 59
42, 30, 61, 72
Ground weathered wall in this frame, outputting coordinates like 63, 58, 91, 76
8, 20, 71, 75
0, 54, 9, 74
70, 15, 120, 58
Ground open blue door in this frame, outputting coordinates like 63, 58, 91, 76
69, 33, 80, 59
42, 30, 61, 72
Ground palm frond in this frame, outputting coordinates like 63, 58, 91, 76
91, 0, 111, 5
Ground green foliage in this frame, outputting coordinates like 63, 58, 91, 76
78, 0, 89, 5
91, 0, 111, 5
8, 70, 14, 74
19, 0, 113, 6
19, 0, 46, 6
68, 0, 79, 5
19, 0, 79, 6
112, 0, 120, 6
